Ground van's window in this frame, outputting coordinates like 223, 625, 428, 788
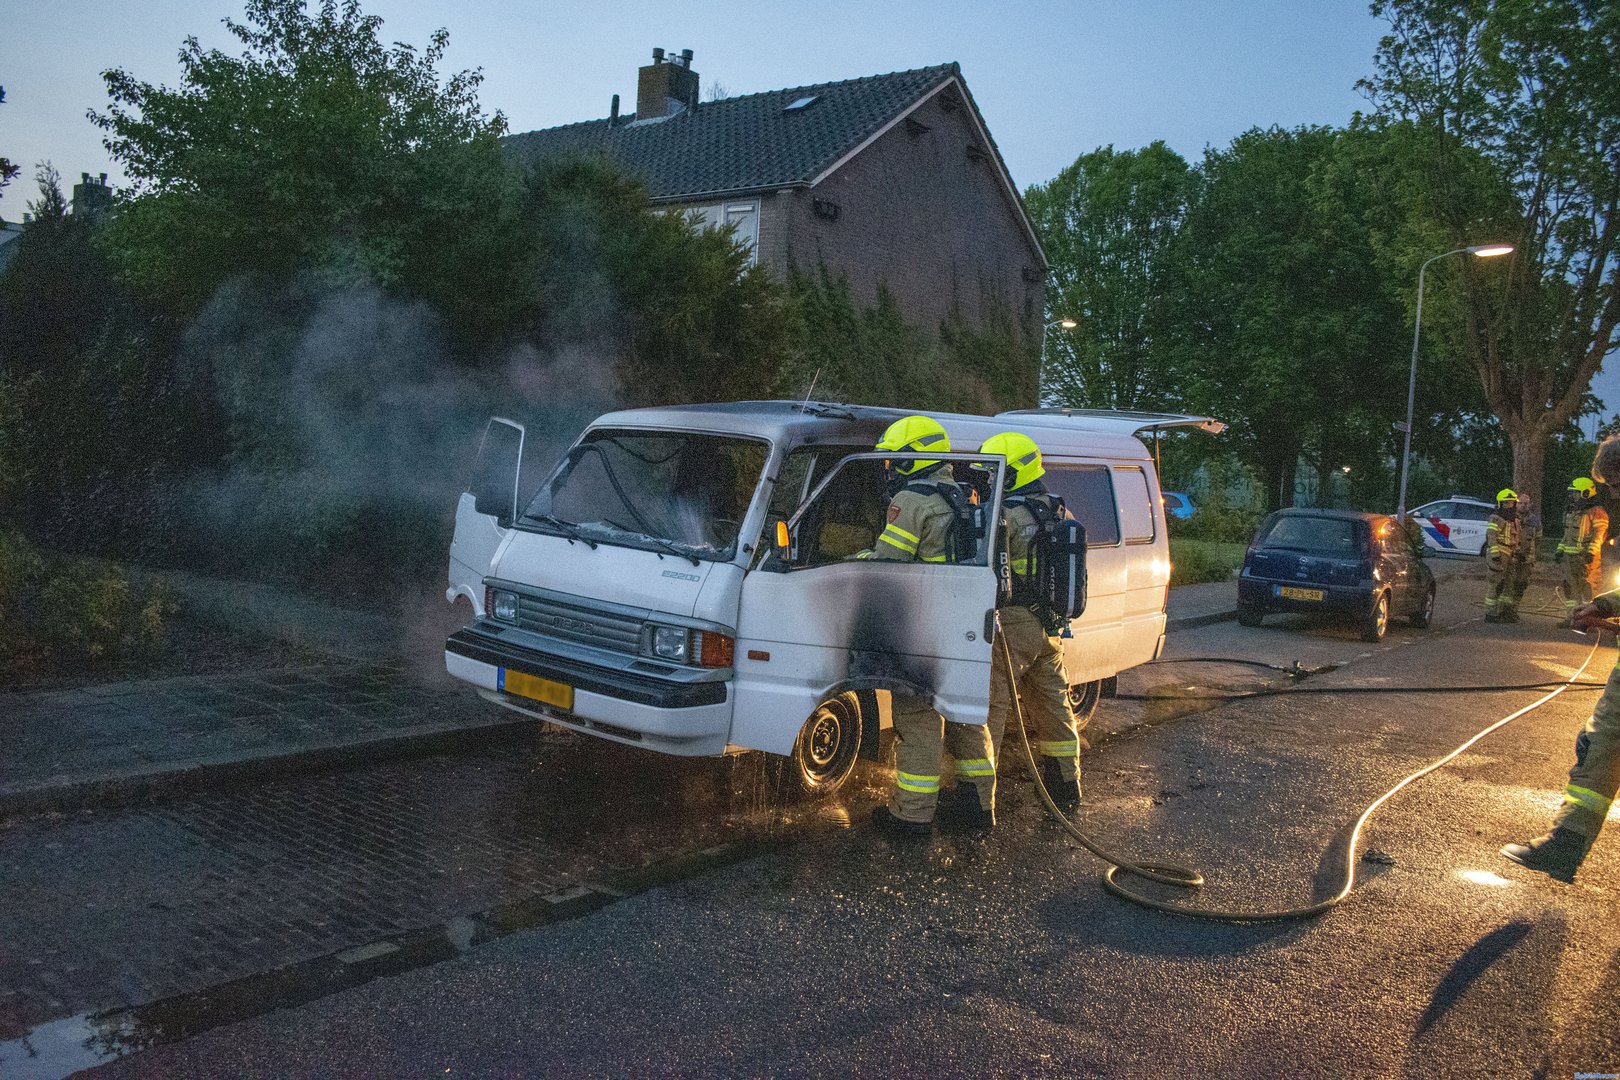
1114, 466, 1156, 543
1257, 515, 1361, 557
1042, 465, 1121, 546
757, 446, 868, 566
522, 430, 768, 562
786, 455, 989, 569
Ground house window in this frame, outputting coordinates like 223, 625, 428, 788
682, 200, 760, 266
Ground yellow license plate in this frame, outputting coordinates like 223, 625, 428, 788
1278, 586, 1324, 602
501, 669, 574, 710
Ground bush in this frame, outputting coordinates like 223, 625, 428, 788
0, 530, 176, 685
1169, 539, 1246, 586
1170, 503, 1264, 544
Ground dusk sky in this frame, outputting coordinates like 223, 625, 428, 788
4, 0, 1615, 419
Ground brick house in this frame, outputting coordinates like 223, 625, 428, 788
503, 51, 1047, 380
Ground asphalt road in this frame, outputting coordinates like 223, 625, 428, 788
46, 559, 1615, 1077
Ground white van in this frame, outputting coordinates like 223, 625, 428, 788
445, 402, 1222, 793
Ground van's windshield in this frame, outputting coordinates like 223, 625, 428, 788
520, 430, 769, 562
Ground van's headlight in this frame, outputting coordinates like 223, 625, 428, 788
490, 589, 519, 623
640, 624, 736, 668
644, 624, 690, 663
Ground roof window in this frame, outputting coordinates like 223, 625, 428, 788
784, 95, 819, 112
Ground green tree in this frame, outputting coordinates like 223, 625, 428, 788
522, 157, 789, 406
1360, 0, 1620, 513
1024, 142, 1193, 409
1168, 126, 1410, 510
90, 0, 524, 336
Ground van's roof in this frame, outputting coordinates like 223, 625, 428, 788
583, 400, 1218, 461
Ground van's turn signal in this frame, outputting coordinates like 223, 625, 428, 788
775, 520, 790, 552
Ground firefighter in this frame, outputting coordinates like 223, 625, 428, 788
859, 415, 998, 837
1502, 437, 1620, 881
1557, 477, 1608, 627
1507, 508, 1540, 615
1483, 489, 1522, 623
977, 432, 1085, 811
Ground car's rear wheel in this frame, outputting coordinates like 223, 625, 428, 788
1361, 591, 1391, 642
1477, 538, 1489, 557
783, 692, 863, 798
1237, 603, 1264, 628
1410, 585, 1436, 628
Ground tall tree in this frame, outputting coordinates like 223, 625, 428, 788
90, 0, 523, 335
1168, 126, 1409, 510
1360, 0, 1620, 512
1025, 142, 1193, 409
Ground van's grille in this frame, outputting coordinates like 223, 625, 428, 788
515, 595, 642, 654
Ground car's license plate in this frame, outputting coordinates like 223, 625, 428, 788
500, 669, 574, 710
1278, 586, 1324, 602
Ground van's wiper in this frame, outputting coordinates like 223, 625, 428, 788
524, 513, 598, 549
638, 533, 702, 567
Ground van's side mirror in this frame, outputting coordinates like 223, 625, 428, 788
471, 418, 524, 526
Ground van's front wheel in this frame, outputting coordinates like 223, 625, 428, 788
786, 692, 863, 797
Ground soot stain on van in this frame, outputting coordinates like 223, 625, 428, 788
843, 576, 941, 699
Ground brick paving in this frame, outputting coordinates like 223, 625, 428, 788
0, 735, 868, 1043
0, 745, 558, 1038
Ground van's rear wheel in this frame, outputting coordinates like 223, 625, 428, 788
785, 692, 863, 797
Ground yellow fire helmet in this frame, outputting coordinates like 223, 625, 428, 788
978, 431, 1045, 489
1571, 477, 1597, 494
1496, 488, 1519, 503
875, 415, 950, 475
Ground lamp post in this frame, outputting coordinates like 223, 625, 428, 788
1395, 243, 1515, 518
1038, 317, 1078, 403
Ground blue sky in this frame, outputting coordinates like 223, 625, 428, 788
5, 0, 1615, 415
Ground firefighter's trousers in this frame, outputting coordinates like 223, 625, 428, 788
986, 605, 1082, 783
1551, 657, 1620, 843
1562, 554, 1601, 613
889, 695, 996, 824
1509, 556, 1534, 607
1485, 559, 1521, 616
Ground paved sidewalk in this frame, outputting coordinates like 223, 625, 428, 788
2, 572, 1236, 820
1165, 578, 1236, 629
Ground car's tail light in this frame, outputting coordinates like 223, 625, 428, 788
694, 630, 735, 668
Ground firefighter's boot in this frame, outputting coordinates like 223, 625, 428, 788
1038, 758, 1081, 811
936, 784, 995, 835
871, 805, 931, 839
1501, 827, 1591, 883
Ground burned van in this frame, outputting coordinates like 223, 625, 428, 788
445, 402, 1222, 794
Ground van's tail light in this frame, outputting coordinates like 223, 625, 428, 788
694, 630, 735, 668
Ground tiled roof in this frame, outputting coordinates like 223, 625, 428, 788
501, 63, 961, 200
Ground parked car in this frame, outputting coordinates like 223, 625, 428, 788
1162, 491, 1195, 519
1237, 508, 1436, 642
1407, 495, 1496, 556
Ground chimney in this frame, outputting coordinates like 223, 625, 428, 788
637, 47, 698, 120
71, 171, 114, 220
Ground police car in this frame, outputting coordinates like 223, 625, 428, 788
1407, 496, 1496, 556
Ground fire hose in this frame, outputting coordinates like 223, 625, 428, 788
999, 614, 1607, 922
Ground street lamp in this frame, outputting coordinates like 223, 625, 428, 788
1038, 317, 1079, 402
1394, 243, 1515, 518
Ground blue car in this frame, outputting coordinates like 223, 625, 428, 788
1237, 508, 1436, 642
1162, 491, 1195, 520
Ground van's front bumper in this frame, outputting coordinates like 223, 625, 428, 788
444, 628, 733, 756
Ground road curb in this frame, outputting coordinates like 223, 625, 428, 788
1166, 609, 1237, 632
0, 718, 537, 820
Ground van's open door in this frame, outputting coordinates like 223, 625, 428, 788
447, 417, 524, 616
729, 452, 1006, 757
